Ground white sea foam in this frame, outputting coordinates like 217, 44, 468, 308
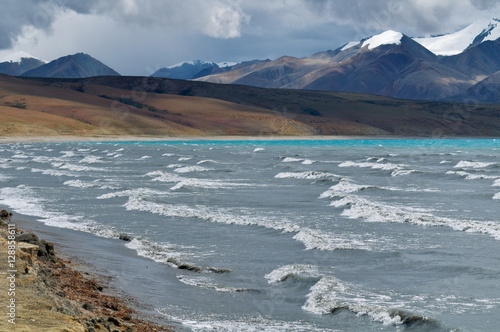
145, 170, 250, 190
58, 163, 106, 172
446, 170, 500, 180
79, 155, 103, 163
275, 171, 340, 180
319, 179, 374, 198
32, 156, 58, 163
197, 159, 217, 165
454, 161, 496, 169
123, 194, 375, 251
494, 193, 500, 200
265, 264, 321, 284
125, 237, 187, 266
174, 166, 213, 173
177, 275, 252, 292
31, 168, 80, 177
178, 157, 192, 161
330, 194, 500, 240
339, 161, 412, 176
139, 155, 152, 160
0, 185, 115, 238
303, 275, 407, 325
157, 309, 339, 332
282, 157, 303, 163
167, 164, 184, 168
97, 188, 170, 200
162, 153, 175, 156
63, 180, 98, 188
302, 159, 315, 165
253, 148, 265, 152
494, 179, 500, 187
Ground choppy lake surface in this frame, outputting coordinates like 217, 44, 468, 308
1, 139, 499, 331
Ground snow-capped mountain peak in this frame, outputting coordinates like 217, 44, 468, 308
413, 18, 500, 56
361, 30, 403, 50
167, 60, 237, 69
0, 51, 43, 63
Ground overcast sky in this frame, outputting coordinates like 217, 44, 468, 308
0, 0, 499, 75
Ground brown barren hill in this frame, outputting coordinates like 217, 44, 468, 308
1, 74, 500, 138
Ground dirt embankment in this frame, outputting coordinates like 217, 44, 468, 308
0, 210, 173, 332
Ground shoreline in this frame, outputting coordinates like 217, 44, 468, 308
0, 134, 498, 145
0, 209, 175, 332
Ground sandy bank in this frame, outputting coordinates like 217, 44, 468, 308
0, 210, 172, 332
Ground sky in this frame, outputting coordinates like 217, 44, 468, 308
0, 0, 499, 76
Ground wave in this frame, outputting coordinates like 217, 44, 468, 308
265, 264, 321, 284
0, 185, 116, 239
302, 275, 441, 327
275, 171, 340, 180
125, 236, 232, 273
494, 179, 500, 187
330, 194, 500, 240
63, 180, 98, 188
123, 194, 376, 251
253, 148, 265, 152
97, 188, 170, 200
145, 170, 253, 190
174, 166, 214, 173
454, 161, 496, 169
177, 275, 254, 293
338, 161, 403, 171
31, 168, 80, 177
446, 170, 500, 180
57, 163, 107, 172
282, 157, 304, 163
79, 155, 104, 163
339, 161, 415, 176
266, 265, 443, 328
197, 159, 218, 165
157, 309, 338, 332
494, 193, 500, 200
302, 159, 315, 165
319, 179, 375, 198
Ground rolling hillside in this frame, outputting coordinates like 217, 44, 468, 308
1, 74, 500, 138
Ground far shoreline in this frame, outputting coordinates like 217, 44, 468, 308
0, 134, 498, 145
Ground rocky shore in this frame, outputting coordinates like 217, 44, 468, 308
0, 210, 173, 332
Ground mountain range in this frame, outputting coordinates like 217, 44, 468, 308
192, 18, 500, 103
0, 52, 120, 79
1, 19, 500, 103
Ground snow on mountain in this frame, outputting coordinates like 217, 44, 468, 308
413, 18, 500, 56
167, 60, 237, 69
361, 30, 403, 50
0, 51, 43, 63
340, 41, 360, 51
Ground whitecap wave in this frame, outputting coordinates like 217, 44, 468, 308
330, 194, 500, 240
79, 155, 103, 163
123, 194, 376, 251
446, 170, 500, 180
319, 179, 374, 198
174, 166, 213, 173
494, 193, 500, 200
177, 275, 253, 292
265, 264, 321, 284
282, 157, 303, 163
275, 171, 340, 180
63, 180, 98, 188
454, 161, 496, 169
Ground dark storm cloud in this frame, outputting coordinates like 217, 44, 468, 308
2, 0, 500, 74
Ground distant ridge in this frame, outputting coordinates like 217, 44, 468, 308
192, 19, 500, 103
21, 53, 120, 78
